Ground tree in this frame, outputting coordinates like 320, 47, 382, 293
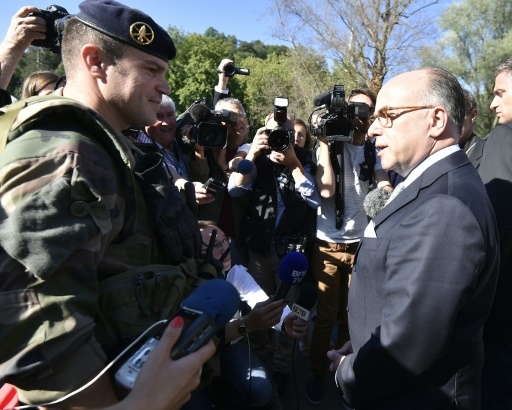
268, 0, 441, 94
419, 0, 512, 136
8, 47, 63, 97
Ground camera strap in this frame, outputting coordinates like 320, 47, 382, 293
330, 141, 345, 229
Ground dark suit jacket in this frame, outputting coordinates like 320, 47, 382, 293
462, 132, 486, 171
479, 122, 512, 343
336, 150, 499, 409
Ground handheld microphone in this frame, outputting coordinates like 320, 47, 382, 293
236, 159, 254, 175
271, 252, 308, 302
313, 91, 331, 107
363, 187, 392, 218
291, 282, 317, 321
115, 279, 240, 389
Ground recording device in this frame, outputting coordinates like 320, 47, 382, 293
310, 85, 370, 142
363, 187, 392, 218
271, 252, 308, 302
177, 102, 237, 148
265, 96, 294, 152
30, 4, 70, 53
235, 159, 254, 174
202, 177, 226, 194
216, 62, 250, 77
291, 283, 318, 321
115, 279, 240, 390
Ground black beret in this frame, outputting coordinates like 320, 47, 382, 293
76, 0, 176, 61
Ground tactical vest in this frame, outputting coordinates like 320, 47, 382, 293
0, 96, 203, 352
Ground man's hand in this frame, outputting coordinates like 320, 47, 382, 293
247, 128, 269, 160
191, 181, 215, 205
4, 7, 47, 51
244, 299, 287, 332
270, 143, 301, 169
283, 313, 308, 338
327, 340, 352, 372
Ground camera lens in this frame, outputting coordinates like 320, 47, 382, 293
268, 127, 291, 152
223, 63, 236, 76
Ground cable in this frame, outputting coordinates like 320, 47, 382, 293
8, 320, 168, 410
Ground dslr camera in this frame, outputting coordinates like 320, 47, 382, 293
311, 85, 370, 142
265, 96, 294, 152
30, 5, 70, 54
177, 101, 238, 149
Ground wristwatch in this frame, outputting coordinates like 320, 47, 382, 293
238, 316, 247, 335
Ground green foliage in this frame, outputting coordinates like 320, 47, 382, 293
419, 0, 512, 136
8, 47, 63, 98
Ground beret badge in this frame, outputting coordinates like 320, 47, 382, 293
129, 22, 155, 45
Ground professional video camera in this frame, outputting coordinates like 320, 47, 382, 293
265, 96, 294, 152
310, 85, 370, 142
176, 101, 238, 149
30, 5, 70, 53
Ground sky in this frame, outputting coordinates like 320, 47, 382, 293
1, 0, 285, 46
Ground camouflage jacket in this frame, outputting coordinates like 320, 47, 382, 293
0, 95, 192, 403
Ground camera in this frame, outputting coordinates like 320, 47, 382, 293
311, 85, 370, 142
30, 5, 70, 54
265, 96, 294, 152
216, 62, 250, 77
177, 102, 238, 149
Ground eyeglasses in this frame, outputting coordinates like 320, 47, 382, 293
370, 106, 434, 128
201, 236, 231, 251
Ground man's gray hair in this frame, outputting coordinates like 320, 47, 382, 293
215, 97, 246, 116
161, 94, 175, 111
494, 56, 512, 78
418, 67, 465, 136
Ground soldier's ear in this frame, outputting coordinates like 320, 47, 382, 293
81, 44, 108, 80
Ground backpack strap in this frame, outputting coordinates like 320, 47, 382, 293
0, 99, 29, 156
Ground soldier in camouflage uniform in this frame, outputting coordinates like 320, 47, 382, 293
0, 0, 215, 408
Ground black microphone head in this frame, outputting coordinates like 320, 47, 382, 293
313, 91, 331, 107
189, 103, 212, 122
363, 187, 392, 218
295, 283, 318, 311
181, 279, 240, 327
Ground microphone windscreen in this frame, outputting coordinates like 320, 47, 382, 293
236, 159, 254, 174
181, 279, 240, 327
313, 91, 331, 107
278, 252, 308, 286
363, 187, 392, 218
295, 282, 318, 311
189, 103, 212, 122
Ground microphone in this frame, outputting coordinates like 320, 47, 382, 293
291, 283, 318, 321
189, 103, 212, 122
363, 187, 392, 218
115, 279, 240, 389
313, 91, 331, 107
236, 159, 254, 174
271, 252, 308, 302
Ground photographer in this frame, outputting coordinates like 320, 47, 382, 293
133, 95, 214, 206
306, 88, 392, 405
228, 107, 320, 403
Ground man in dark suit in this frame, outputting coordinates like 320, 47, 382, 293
478, 55, 512, 410
460, 88, 485, 170
327, 67, 499, 409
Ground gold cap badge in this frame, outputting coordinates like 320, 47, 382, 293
129, 22, 155, 45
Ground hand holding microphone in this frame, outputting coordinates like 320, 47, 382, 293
271, 251, 309, 302
116, 279, 240, 390
282, 282, 317, 338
